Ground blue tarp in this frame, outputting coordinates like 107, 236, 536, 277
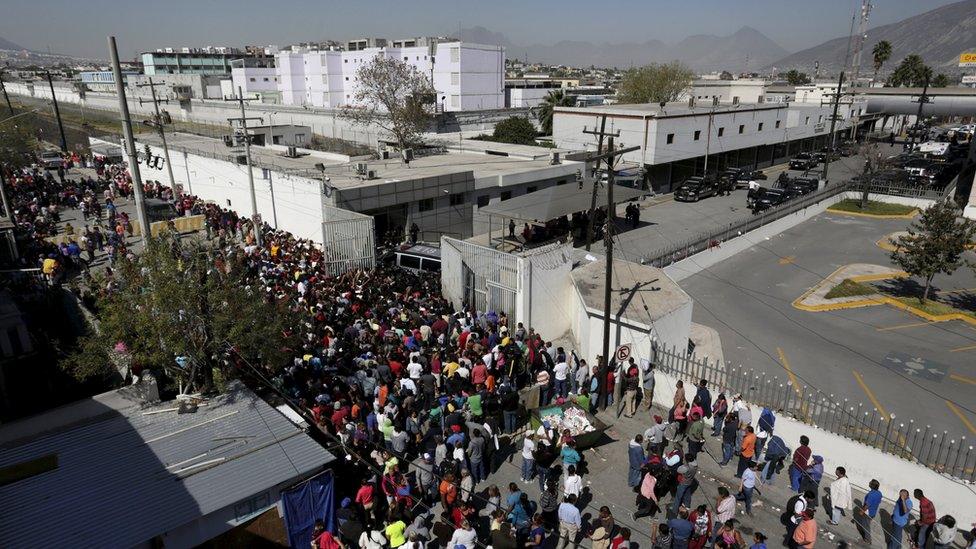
282, 471, 335, 549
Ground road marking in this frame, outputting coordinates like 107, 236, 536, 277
949, 344, 976, 353
946, 401, 976, 436
852, 370, 888, 418
950, 373, 976, 385
875, 321, 933, 332
778, 255, 796, 265
777, 347, 802, 397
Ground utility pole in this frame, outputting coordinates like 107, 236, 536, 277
0, 70, 13, 116
266, 111, 279, 229
108, 36, 150, 241
225, 87, 264, 247
909, 74, 931, 150
703, 106, 714, 175
822, 71, 845, 183
45, 71, 68, 153
136, 78, 178, 194
584, 115, 608, 251
581, 125, 640, 410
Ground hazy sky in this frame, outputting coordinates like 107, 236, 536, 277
0, 0, 961, 60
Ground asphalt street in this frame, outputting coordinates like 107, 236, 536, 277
679, 211, 976, 440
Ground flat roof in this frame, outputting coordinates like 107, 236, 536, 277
554, 101, 785, 119
571, 258, 692, 324
0, 380, 333, 548
480, 183, 647, 224
140, 133, 577, 190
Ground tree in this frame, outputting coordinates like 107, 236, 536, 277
719, 71, 734, 81
340, 56, 435, 150
536, 89, 573, 135
857, 142, 890, 208
871, 40, 892, 82
0, 114, 37, 169
889, 54, 932, 88
785, 70, 811, 86
890, 201, 976, 302
931, 73, 950, 88
64, 234, 299, 392
491, 116, 538, 145
617, 61, 694, 104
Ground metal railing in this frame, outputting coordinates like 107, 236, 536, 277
644, 183, 850, 268
654, 344, 975, 482
858, 181, 949, 201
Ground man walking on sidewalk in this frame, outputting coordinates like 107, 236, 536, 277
855, 479, 882, 544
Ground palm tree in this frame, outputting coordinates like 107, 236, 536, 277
536, 89, 573, 136
872, 40, 892, 83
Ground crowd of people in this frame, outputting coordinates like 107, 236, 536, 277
4, 152, 972, 549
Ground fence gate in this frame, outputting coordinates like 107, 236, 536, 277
321, 205, 375, 276
487, 281, 516, 318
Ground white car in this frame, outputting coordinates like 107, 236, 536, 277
38, 151, 63, 169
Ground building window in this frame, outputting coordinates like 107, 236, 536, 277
345, 76, 349, 81
775, 120, 781, 129
418, 198, 434, 212
717, 127, 724, 137
450, 95, 460, 107
477, 195, 489, 207
263, 77, 269, 82
666, 133, 674, 144
249, 77, 255, 82
451, 72, 460, 86
449, 193, 465, 206
693, 130, 701, 141
450, 47, 460, 62
805, 116, 810, 125
758, 122, 764, 131
501, 191, 512, 200
738, 124, 745, 134
344, 59, 348, 63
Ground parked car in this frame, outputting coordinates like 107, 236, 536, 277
789, 153, 816, 171
734, 170, 767, 188
811, 152, 827, 165
38, 151, 63, 170
751, 187, 796, 212
674, 176, 718, 202
782, 177, 819, 196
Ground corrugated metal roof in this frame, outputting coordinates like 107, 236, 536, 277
0, 381, 334, 549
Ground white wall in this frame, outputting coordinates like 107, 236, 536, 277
507, 88, 550, 108
231, 67, 278, 95
134, 140, 327, 243
519, 245, 575, 340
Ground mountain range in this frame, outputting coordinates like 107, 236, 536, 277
0, 36, 26, 51
767, 0, 976, 74
459, 26, 789, 72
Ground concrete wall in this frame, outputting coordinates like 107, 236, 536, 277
130, 139, 327, 243
520, 245, 575, 340
507, 88, 550, 109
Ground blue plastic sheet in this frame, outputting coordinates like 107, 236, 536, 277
282, 471, 334, 549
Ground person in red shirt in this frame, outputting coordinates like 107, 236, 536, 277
790, 436, 812, 492
355, 480, 375, 520
913, 489, 937, 549
471, 361, 488, 386
330, 402, 349, 432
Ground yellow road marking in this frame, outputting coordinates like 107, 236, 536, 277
777, 347, 809, 420
950, 373, 976, 385
876, 321, 933, 332
946, 401, 976, 436
950, 344, 976, 353
853, 370, 888, 418
778, 255, 796, 265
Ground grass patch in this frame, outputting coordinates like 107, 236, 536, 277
824, 278, 877, 299
892, 297, 976, 320
829, 199, 917, 216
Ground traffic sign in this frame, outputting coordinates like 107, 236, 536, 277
614, 343, 632, 363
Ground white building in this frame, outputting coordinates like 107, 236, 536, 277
679, 78, 767, 105
275, 40, 504, 112
229, 66, 279, 99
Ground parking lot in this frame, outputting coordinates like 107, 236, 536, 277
679, 211, 976, 439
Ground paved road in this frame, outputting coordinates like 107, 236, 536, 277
679, 211, 976, 439
596, 147, 896, 263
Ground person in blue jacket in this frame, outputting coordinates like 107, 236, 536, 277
628, 434, 645, 487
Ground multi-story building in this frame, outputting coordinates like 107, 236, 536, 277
275, 39, 504, 112
141, 47, 274, 76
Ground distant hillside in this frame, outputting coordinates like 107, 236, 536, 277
768, 0, 976, 74
0, 36, 26, 51
459, 26, 789, 72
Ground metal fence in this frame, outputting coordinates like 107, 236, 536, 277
644, 183, 850, 269
654, 344, 975, 482
859, 181, 948, 201
321, 206, 376, 276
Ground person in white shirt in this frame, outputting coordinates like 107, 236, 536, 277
521, 434, 536, 482
553, 361, 569, 399
359, 528, 387, 549
449, 520, 477, 549
563, 464, 583, 497
828, 466, 852, 525
406, 360, 423, 380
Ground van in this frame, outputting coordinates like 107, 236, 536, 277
394, 244, 441, 273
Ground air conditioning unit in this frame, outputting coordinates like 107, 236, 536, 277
235, 154, 248, 165
160, 111, 172, 124
757, 95, 765, 103
355, 162, 368, 175
285, 146, 298, 158
732, 96, 740, 106
365, 170, 376, 180
550, 151, 561, 165
222, 135, 234, 147
401, 148, 414, 163
688, 97, 695, 108
380, 149, 391, 160
712, 96, 720, 106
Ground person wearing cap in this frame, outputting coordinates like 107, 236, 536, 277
686, 410, 706, 461
413, 452, 436, 503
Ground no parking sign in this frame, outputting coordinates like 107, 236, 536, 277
615, 343, 632, 363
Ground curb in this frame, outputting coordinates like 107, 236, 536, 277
825, 207, 918, 219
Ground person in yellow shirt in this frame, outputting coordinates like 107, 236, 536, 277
444, 360, 460, 378
384, 518, 406, 548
